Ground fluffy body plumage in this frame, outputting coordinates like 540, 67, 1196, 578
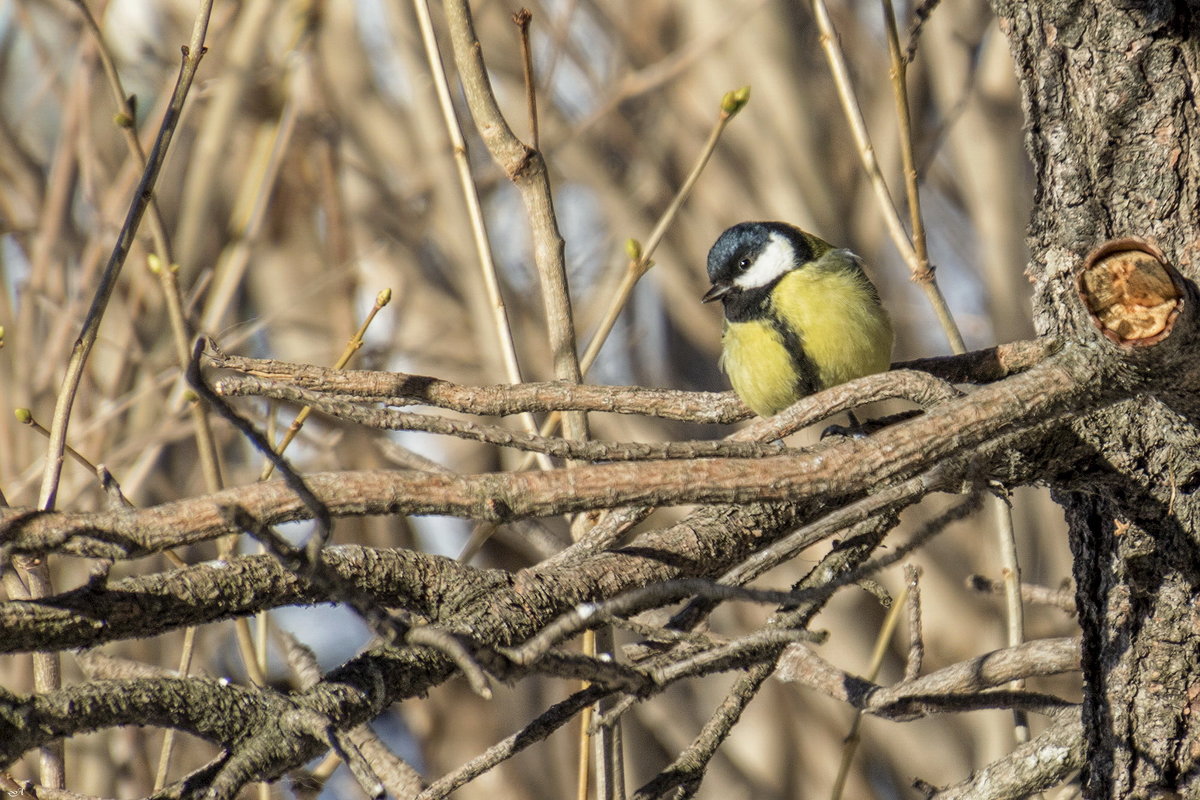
703, 221, 893, 417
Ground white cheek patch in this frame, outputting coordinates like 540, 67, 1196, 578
734, 232, 795, 290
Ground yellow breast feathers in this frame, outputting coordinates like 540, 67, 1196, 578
721, 256, 892, 417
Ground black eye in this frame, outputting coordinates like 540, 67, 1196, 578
737, 258, 751, 271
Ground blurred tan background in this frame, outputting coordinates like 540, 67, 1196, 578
0, 1, 1075, 797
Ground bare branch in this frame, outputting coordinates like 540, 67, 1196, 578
776, 637, 1081, 718
922, 710, 1084, 799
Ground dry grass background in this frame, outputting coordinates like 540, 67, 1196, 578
0, 1, 1078, 797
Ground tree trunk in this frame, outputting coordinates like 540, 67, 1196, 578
991, 2, 1200, 796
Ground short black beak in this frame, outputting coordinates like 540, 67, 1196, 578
701, 281, 734, 303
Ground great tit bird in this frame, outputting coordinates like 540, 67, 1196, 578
702, 221, 893, 418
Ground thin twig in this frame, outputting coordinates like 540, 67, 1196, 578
67, 0, 171, 258
882, 3, 965, 342
15, 409, 96, 475
513, 9, 538, 150
154, 625, 198, 788
903, 564, 924, 682
810, 0, 913, 279
259, 288, 392, 481
776, 637, 1080, 716
416, 686, 607, 799
993, 489, 1031, 742
580, 87, 750, 377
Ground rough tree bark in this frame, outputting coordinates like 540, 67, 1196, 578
991, 1, 1200, 796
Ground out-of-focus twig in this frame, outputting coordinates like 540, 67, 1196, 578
965, 575, 1077, 615
904, 0, 944, 63
830, 580, 910, 800
174, 0, 276, 272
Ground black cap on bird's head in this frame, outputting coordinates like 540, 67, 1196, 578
702, 221, 821, 304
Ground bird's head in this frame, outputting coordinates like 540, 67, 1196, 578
702, 221, 827, 304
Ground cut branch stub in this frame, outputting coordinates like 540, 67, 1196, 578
1077, 238, 1184, 346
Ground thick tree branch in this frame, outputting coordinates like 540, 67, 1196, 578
0, 546, 477, 653
3, 346, 1115, 561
